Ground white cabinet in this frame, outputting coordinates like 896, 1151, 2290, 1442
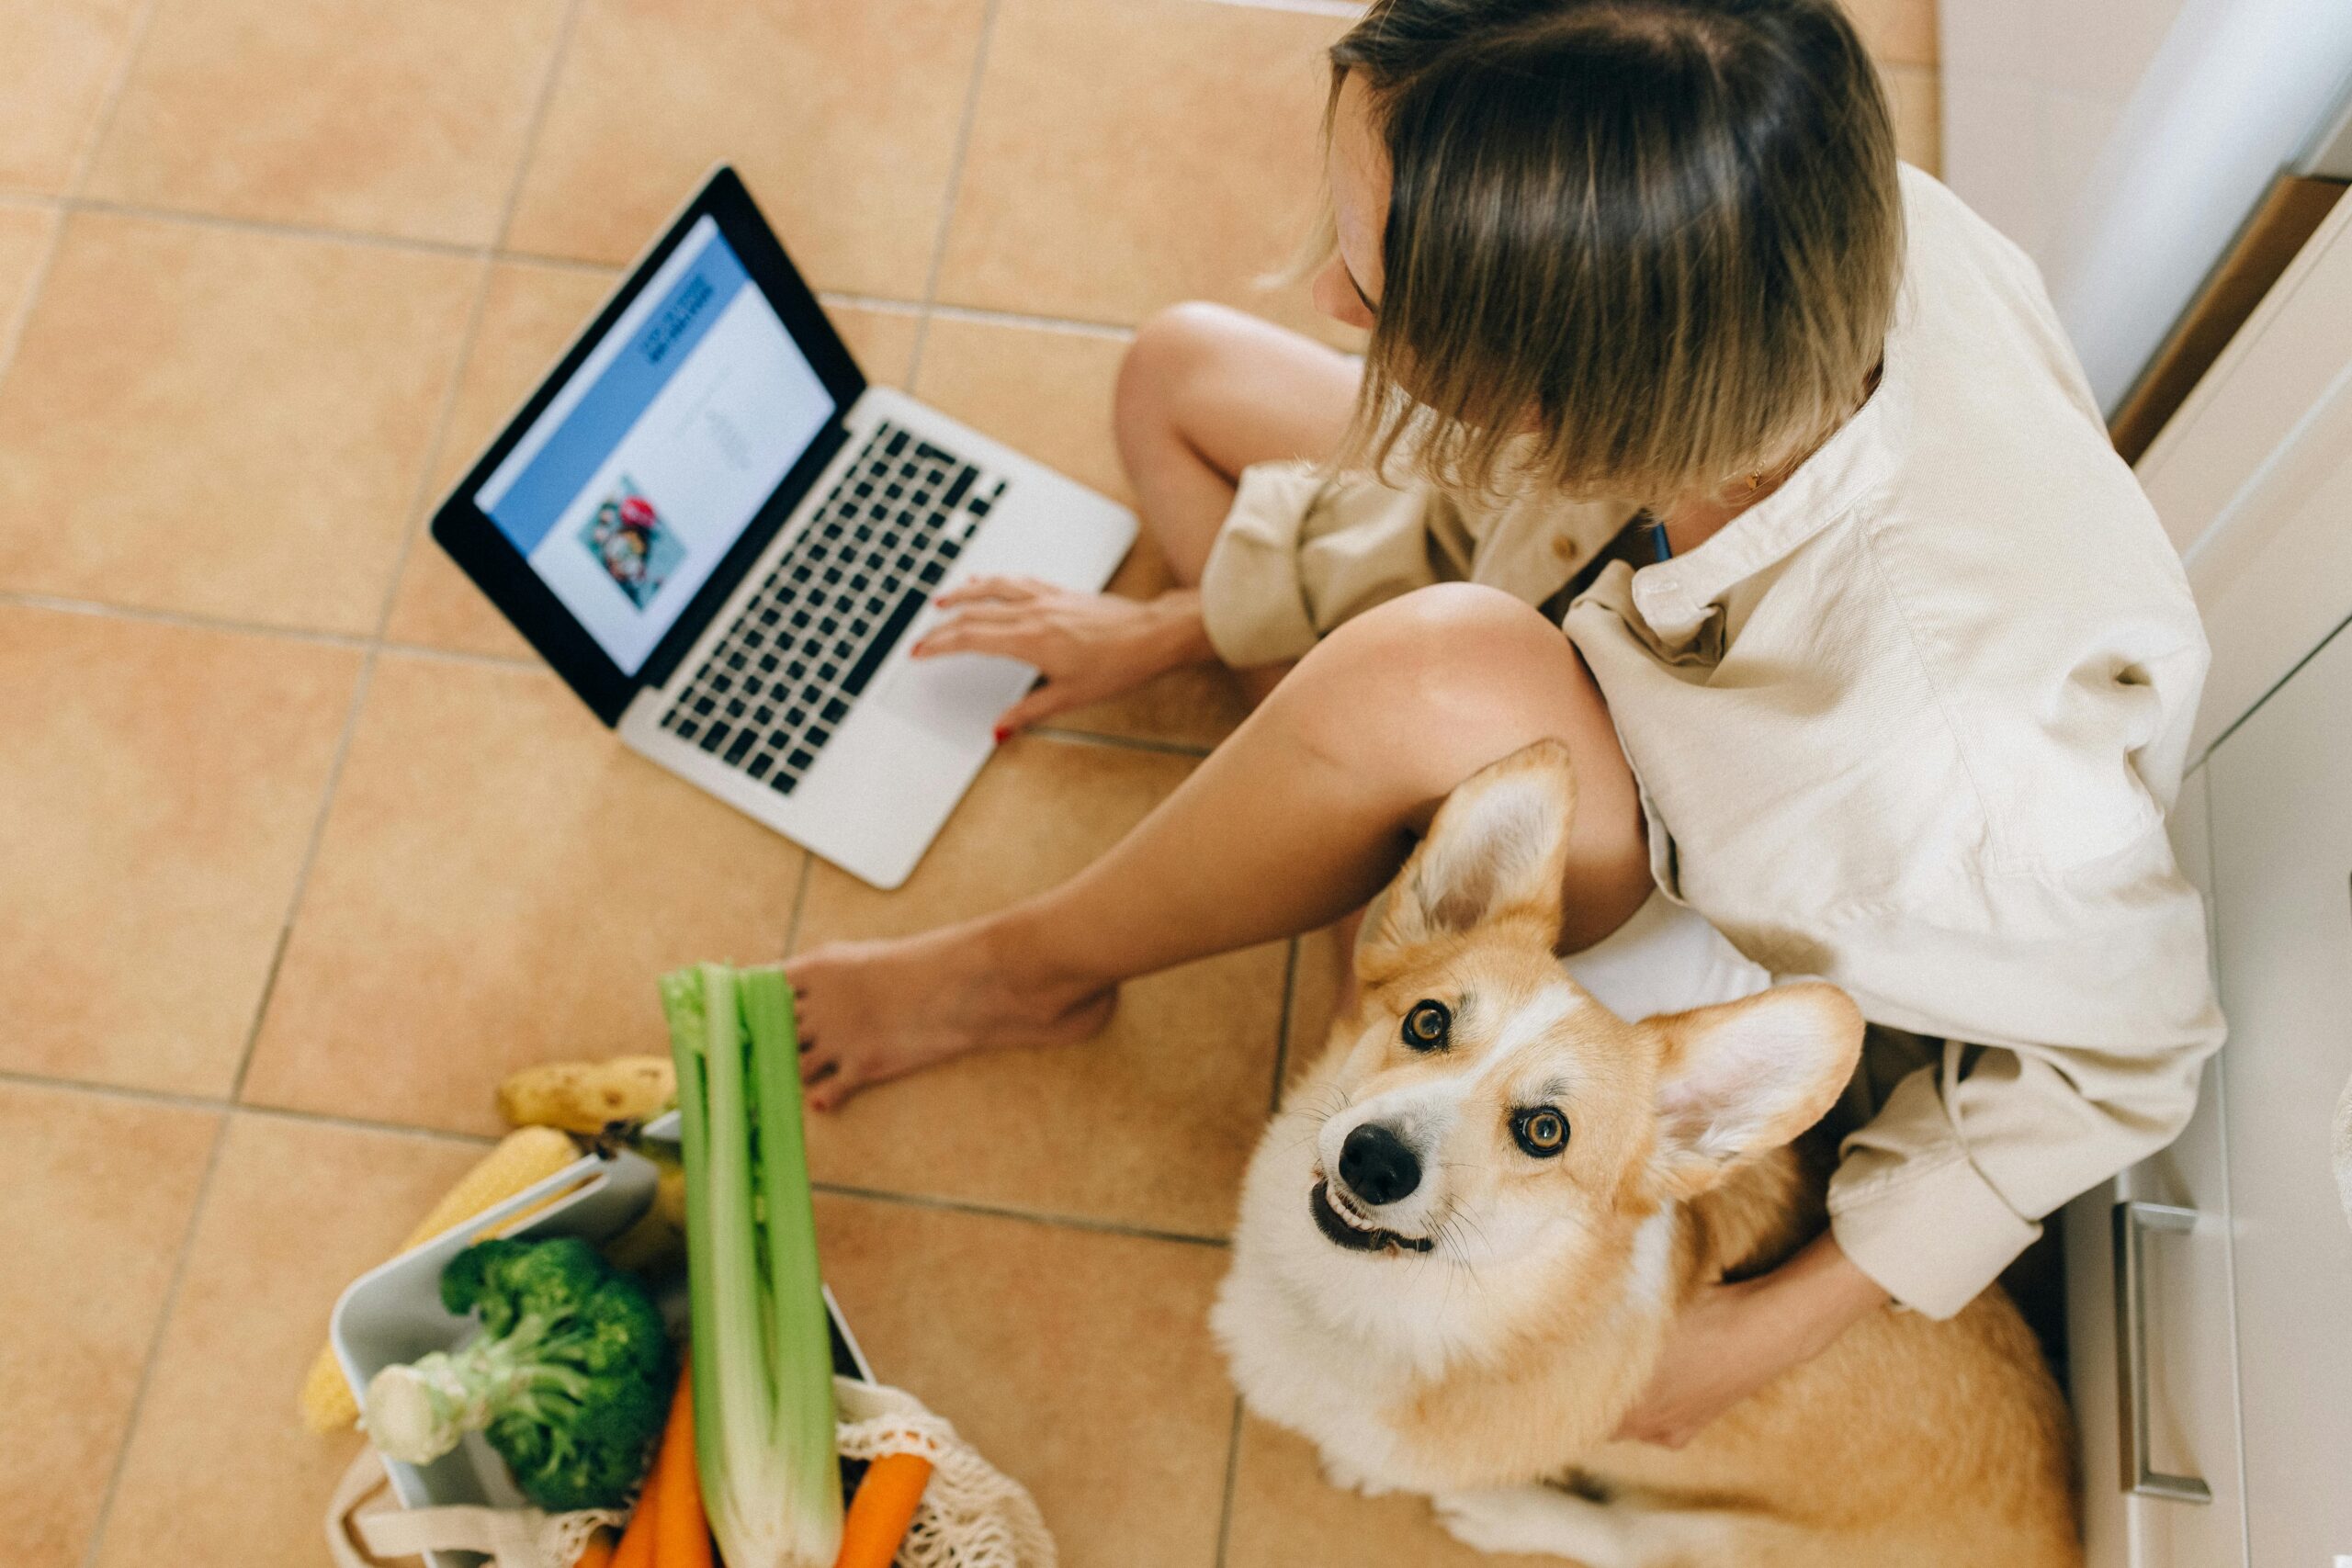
2206, 620, 2352, 1562
2068, 618, 2352, 1567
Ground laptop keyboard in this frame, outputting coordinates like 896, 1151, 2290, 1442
657, 420, 1006, 796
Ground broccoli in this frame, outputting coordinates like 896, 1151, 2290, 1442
362, 1235, 673, 1511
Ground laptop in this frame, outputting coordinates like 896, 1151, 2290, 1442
433, 167, 1136, 889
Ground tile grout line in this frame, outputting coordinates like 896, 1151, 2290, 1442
0, 1067, 501, 1147
63, 194, 490, 261
61, 12, 246, 1561
781, 851, 816, 953
62, 0, 165, 199
1211, 1396, 1248, 1568
0, 588, 377, 647
1029, 724, 1212, 760
1269, 936, 1301, 1112
75, 1094, 237, 1568
815, 1179, 1229, 1248
901, 0, 1005, 387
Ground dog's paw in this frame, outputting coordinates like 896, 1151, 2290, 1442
1433, 1487, 1609, 1560
1317, 1452, 1396, 1497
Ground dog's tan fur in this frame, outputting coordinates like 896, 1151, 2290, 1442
1214, 741, 2079, 1566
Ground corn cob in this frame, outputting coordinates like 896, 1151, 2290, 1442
299, 1125, 581, 1433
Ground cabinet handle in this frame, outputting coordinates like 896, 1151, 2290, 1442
2111, 1200, 2213, 1504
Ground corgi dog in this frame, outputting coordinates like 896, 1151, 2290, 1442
1213, 741, 2078, 1566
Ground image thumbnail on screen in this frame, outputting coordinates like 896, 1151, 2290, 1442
579, 479, 684, 609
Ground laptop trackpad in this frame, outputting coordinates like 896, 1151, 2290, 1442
876, 651, 1034, 743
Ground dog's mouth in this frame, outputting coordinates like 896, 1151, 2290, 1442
1309, 1179, 1434, 1256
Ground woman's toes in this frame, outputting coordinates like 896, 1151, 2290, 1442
807, 1065, 862, 1112
798, 1045, 839, 1085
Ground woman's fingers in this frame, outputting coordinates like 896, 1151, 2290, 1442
912, 617, 1046, 660
934, 575, 1046, 610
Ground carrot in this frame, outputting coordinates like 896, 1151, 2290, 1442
611, 1485, 659, 1568
832, 1452, 933, 1568
572, 1529, 616, 1568
650, 1359, 714, 1568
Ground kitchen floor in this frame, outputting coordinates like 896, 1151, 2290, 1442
1, 2, 1939, 1564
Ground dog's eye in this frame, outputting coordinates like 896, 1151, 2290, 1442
1401, 999, 1452, 1052
1512, 1107, 1569, 1157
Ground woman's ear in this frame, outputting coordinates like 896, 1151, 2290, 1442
1366, 739, 1578, 959
1645, 982, 1865, 1197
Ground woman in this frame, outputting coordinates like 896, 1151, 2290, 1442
790, 0, 2222, 1445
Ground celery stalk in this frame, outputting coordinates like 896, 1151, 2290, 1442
662, 963, 842, 1568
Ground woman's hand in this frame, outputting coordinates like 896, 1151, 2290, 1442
912, 577, 1216, 736
1614, 1232, 1890, 1448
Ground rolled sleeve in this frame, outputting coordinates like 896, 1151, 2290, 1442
1199, 461, 1329, 668
1827, 1061, 2042, 1318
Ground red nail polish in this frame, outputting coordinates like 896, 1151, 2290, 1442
993, 725, 1011, 745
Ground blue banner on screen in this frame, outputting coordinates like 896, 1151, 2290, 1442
476, 217, 836, 675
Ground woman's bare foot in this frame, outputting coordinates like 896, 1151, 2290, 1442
785, 919, 1116, 1111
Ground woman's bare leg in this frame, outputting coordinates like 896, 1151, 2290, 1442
789, 584, 1653, 1106
1114, 302, 1362, 703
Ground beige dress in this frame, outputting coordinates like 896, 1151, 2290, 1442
1196, 165, 2224, 1320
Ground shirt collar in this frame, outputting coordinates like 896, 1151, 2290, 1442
1629, 326, 1911, 646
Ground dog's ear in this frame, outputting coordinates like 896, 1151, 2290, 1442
1645, 982, 1863, 1196
1368, 739, 1577, 956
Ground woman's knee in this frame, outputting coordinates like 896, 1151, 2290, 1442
1115, 302, 1250, 442
1293, 585, 1604, 765
1336, 583, 1577, 690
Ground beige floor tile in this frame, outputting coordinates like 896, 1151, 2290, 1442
1223, 1416, 1555, 1568
385, 276, 926, 661
1884, 64, 1942, 176
83, 0, 570, 245
816, 1191, 1235, 1568
1847, 0, 1938, 69
831, 302, 925, 391
911, 313, 1250, 749
0, 607, 361, 1092
506, 0, 990, 295
915, 316, 1134, 499
0, 0, 144, 196
242, 651, 805, 1134
934, 0, 1344, 336
92, 1114, 485, 1568
796, 736, 1283, 1235
0, 215, 478, 632
0, 1081, 218, 1568
0, 201, 58, 337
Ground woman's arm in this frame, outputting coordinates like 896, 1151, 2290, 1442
1614, 1231, 1890, 1448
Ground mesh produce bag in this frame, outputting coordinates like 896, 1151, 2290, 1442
326, 1376, 1055, 1568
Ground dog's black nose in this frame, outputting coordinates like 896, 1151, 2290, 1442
1338, 1122, 1420, 1206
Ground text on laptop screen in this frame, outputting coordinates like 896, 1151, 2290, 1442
474, 217, 836, 674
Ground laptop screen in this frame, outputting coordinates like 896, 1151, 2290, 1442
472, 215, 837, 675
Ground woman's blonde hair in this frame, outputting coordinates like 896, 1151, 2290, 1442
1326, 0, 1903, 504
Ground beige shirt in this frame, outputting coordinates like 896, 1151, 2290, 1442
1199, 166, 2225, 1320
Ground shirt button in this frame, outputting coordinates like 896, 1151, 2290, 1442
1552, 536, 1580, 560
